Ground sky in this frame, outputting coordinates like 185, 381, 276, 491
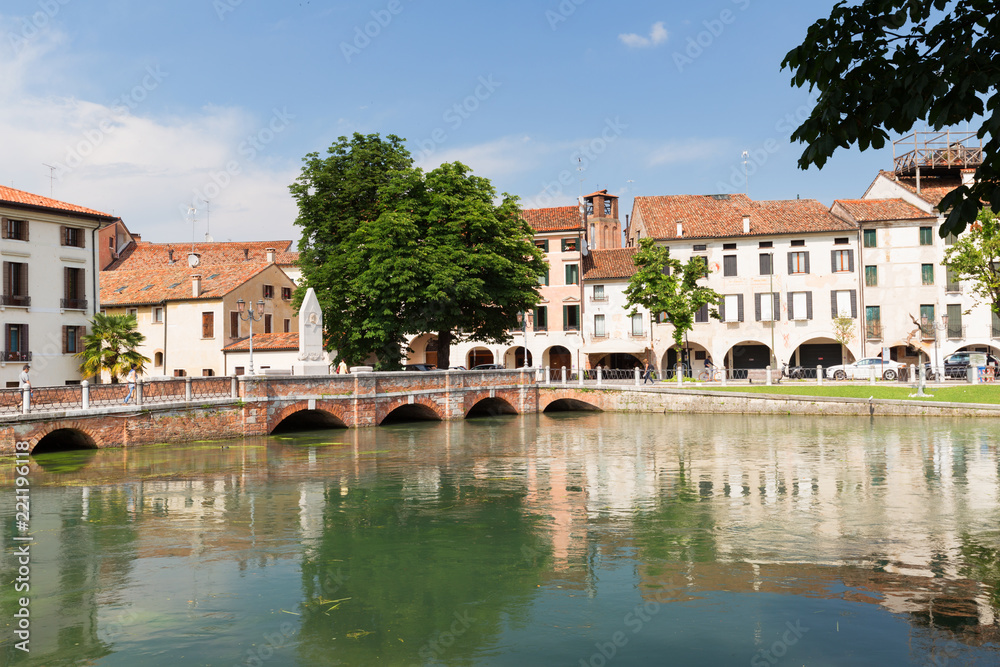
0, 0, 937, 243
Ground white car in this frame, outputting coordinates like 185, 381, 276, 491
825, 357, 903, 381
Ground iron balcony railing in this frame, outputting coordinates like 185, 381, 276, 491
866, 321, 883, 340
2, 351, 32, 362
61, 298, 88, 310
946, 324, 966, 339
1, 294, 31, 307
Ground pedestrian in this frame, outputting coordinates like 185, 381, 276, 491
338, 359, 349, 375
19, 364, 31, 396
123, 364, 137, 404
642, 360, 654, 384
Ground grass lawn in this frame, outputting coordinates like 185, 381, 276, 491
702, 383, 1000, 404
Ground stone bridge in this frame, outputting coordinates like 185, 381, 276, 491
0, 370, 540, 454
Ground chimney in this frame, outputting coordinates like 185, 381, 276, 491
168, 249, 174, 263
243, 248, 250, 260
742, 215, 750, 234
961, 168, 976, 187
676, 222, 683, 237
266, 247, 276, 263
191, 274, 202, 298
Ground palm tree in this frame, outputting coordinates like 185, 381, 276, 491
78, 313, 150, 383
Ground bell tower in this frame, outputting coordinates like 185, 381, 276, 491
582, 189, 621, 250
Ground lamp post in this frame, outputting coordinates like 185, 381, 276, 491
236, 298, 266, 375
921, 313, 949, 380
517, 310, 533, 368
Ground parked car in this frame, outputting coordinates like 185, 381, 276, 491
925, 352, 1000, 380
404, 363, 436, 371
825, 357, 903, 381
470, 363, 505, 370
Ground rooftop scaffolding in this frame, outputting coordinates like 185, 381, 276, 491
893, 130, 983, 176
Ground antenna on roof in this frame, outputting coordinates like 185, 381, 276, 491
577, 157, 584, 198
42, 163, 56, 196
741, 150, 749, 196
204, 200, 213, 242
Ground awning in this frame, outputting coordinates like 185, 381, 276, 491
583, 339, 649, 355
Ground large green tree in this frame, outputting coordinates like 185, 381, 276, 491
781, 0, 1000, 236
943, 209, 1000, 315
291, 133, 547, 370
624, 238, 721, 365
77, 313, 149, 383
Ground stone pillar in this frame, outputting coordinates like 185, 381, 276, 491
578, 367, 584, 386
293, 287, 331, 376
545, 366, 550, 385
136, 379, 143, 406
21, 387, 29, 414
185, 376, 193, 401
232, 373, 239, 399
816, 366, 823, 386
676, 365, 682, 386
766, 366, 772, 386
870, 371, 876, 385
562, 367, 567, 386
597, 367, 603, 386
82, 380, 90, 410
634, 367, 640, 386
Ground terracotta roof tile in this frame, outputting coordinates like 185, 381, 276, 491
106, 240, 297, 271
0, 184, 115, 218
834, 198, 936, 222
521, 206, 584, 233
876, 170, 960, 208
100, 263, 272, 306
223, 332, 299, 352
583, 189, 618, 199
582, 248, 638, 280
634, 194, 856, 240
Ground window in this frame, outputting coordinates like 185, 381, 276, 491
788, 251, 809, 274
153, 307, 164, 323
787, 291, 813, 320
283, 318, 291, 333
755, 293, 779, 321
108, 236, 115, 249
865, 265, 878, 287
534, 306, 548, 331
63, 326, 83, 354
539, 270, 549, 287
561, 238, 578, 252
692, 244, 707, 251
173, 369, 187, 377
919, 226, 933, 245
831, 249, 854, 272
723, 255, 737, 277
594, 314, 606, 337
693, 256, 709, 277
694, 304, 709, 323
831, 290, 857, 318
562, 305, 580, 331
234, 366, 245, 376
759, 253, 772, 276
834, 237, 849, 245
863, 229, 876, 247
63, 267, 86, 309
281, 286, 292, 300
866, 306, 881, 339
202, 312, 215, 338
947, 304, 963, 338
564, 263, 579, 285
2, 262, 30, 307
126, 308, 138, 317
230, 312, 240, 338
921, 263, 934, 285
791, 239, 806, 247
4, 324, 29, 361
720, 294, 744, 322
264, 314, 272, 334
154, 352, 163, 367
631, 313, 644, 336
61, 226, 84, 247
3, 218, 28, 241
944, 232, 957, 246
202, 369, 215, 377
723, 243, 737, 250
263, 284, 274, 299
920, 305, 935, 333
535, 239, 549, 252
945, 266, 960, 292
759, 241, 773, 248
593, 285, 606, 301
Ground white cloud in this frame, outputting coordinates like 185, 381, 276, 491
619, 21, 668, 49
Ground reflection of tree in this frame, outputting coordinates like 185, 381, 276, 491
632, 460, 718, 564
297, 478, 550, 665
959, 535, 1000, 612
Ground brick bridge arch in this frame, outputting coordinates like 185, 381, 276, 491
538, 388, 606, 413
268, 400, 351, 434
19, 420, 104, 453
463, 389, 524, 417
377, 395, 446, 425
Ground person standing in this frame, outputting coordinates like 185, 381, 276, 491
642, 360, 654, 384
19, 364, 31, 392
124, 364, 137, 404
338, 359, 349, 375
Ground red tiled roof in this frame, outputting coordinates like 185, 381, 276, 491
834, 198, 936, 222
521, 206, 584, 233
876, 170, 960, 208
0, 184, 115, 218
634, 194, 855, 240
100, 263, 274, 306
106, 240, 297, 271
223, 332, 299, 352
584, 189, 618, 199
583, 248, 638, 280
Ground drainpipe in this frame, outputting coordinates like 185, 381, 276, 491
91, 226, 100, 318
162, 300, 168, 375
857, 224, 866, 360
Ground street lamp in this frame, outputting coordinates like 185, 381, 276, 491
921, 313, 949, 379
236, 298, 266, 375
517, 310, 533, 368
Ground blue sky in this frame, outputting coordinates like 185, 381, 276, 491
0, 0, 928, 242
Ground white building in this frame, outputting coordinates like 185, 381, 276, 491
580, 247, 651, 371
1, 185, 119, 387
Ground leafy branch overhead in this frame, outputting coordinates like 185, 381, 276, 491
943, 209, 1000, 315
781, 0, 1000, 236
624, 238, 721, 355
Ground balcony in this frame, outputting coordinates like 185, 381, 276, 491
61, 298, 88, 310
1, 294, 31, 307
946, 324, 966, 339
2, 351, 32, 362
866, 322, 883, 340
590, 295, 608, 302
945, 283, 962, 294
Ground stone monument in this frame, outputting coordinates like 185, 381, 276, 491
292, 287, 331, 375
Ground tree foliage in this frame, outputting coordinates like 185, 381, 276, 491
943, 209, 1000, 315
78, 313, 149, 383
781, 0, 1000, 236
291, 133, 547, 370
624, 238, 721, 356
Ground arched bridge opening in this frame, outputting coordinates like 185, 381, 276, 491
466, 397, 518, 419
31, 428, 98, 455
381, 403, 443, 426
543, 398, 603, 413
271, 409, 348, 434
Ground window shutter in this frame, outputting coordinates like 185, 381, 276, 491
562, 305, 568, 330
754, 293, 761, 321
772, 293, 780, 321
719, 298, 726, 322
62, 326, 68, 354
64, 267, 71, 302
787, 292, 794, 320
804, 252, 810, 274
60, 226, 66, 246
831, 250, 837, 273
22, 325, 28, 355
831, 291, 838, 319
22, 264, 27, 297
850, 290, 857, 318
806, 292, 813, 320
77, 326, 84, 353
2, 261, 8, 296
737, 294, 744, 322
4, 324, 10, 352
787, 253, 794, 274
847, 249, 854, 273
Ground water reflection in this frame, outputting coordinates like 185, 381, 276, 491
1, 413, 998, 665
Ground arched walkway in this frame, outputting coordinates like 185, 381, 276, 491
545, 345, 572, 380
467, 347, 494, 368
788, 337, 851, 370
723, 341, 773, 377
503, 345, 532, 368
408, 334, 438, 366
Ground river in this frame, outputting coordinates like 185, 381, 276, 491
2, 412, 999, 665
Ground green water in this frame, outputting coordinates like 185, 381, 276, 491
2, 412, 999, 666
